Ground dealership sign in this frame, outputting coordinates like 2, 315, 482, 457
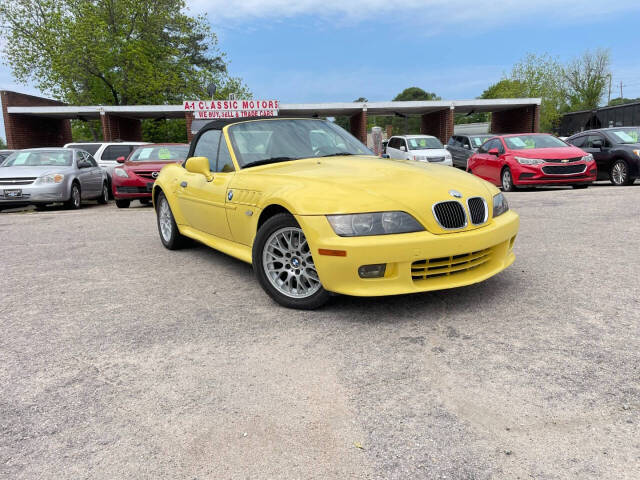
184, 100, 279, 119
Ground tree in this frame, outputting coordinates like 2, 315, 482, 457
609, 97, 640, 107
0, 137, 6, 149
0, 0, 249, 109
563, 49, 610, 111
370, 87, 440, 135
481, 79, 528, 99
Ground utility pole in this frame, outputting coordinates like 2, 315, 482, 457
607, 74, 612, 105
620, 81, 624, 100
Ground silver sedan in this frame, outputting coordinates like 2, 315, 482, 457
0, 148, 109, 210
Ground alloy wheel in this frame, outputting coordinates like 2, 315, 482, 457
262, 227, 321, 299
612, 161, 627, 185
502, 170, 512, 190
158, 197, 173, 242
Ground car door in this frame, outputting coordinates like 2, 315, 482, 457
460, 137, 474, 168
76, 152, 97, 198
447, 136, 461, 167
175, 129, 234, 240
399, 138, 410, 159
582, 134, 611, 180
386, 137, 400, 159
470, 140, 494, 181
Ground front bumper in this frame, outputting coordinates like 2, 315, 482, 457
297, 210, 519, 296
513, 162, 597, 186
0, 183, 69, 204
112, 175, 154, 199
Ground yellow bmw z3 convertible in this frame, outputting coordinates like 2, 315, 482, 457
153, 117, 519, 309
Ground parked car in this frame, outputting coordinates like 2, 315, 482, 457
566, 127, 640, 186
0, 150, 16, 164
446, 134, 494, 169
112, 143, 189, 208
386, 135, 453, 166
152, 117, 518, 309
64, 141, 148, 192
467, 133, 596, 191
0, 148, 108, 210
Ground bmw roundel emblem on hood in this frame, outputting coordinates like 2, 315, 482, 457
227, 190, 233, 201
449, 189, 462, 198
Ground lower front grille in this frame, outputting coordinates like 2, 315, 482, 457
117, 186, 150, 194
542, 164, 587, 175
428, 156, 445, 162
0, 178, 36, 185
411, 247, 493, 281
432, 201, 466, 229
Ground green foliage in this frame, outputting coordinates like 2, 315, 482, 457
0, 0, 250, 106
609, 97, 640, 106
393, 87, 439, 102
71, 120, 103, 141
563, 49, 610, 111
333, 97, 368, 131
373, 87, 440, 135
141, 119, 188, 143
0, 137, 7, 149
481, 79, 528, 99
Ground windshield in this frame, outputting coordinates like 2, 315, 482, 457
503, 135, 568, 150
67, 144, 100, 155
470, 135, 492, 147
129, 145, 188, 162
608, 128, 640, 144
407, 137, 443, 150
227, 119, 373, 168
2, 150, 73, 167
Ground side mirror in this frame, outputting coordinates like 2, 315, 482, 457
400, 146, 406, 152
116, 156, 126, 163
488, 148, 500, 156
464, 144, 471, 150
185, 156, 213, 181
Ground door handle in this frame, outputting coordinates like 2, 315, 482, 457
180, 181, 188, 188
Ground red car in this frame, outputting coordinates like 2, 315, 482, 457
467, 133, 597, 191
112, 143, 189, 207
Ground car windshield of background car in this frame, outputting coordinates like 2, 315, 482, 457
471, 136, 491, 147
408, 137, 443, 150
2, 151, 73, 167
130, 146, 189, 161
504, 135, 567, 150
228, 119, 373, 168
609, 128, 640, 144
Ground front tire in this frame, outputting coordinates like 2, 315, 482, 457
97, 183, 109, 204
156, 192, 188, 250
115, 199, 130, 208
65, 183, 81, 210
253, 213, 330, 310
501, 167, 517, 192
610, 160, 632, 186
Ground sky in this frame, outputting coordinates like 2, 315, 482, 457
2, 0, 640, 141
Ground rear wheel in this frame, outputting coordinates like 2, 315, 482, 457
610, 160, 632, 186
65, 183, 81, 209
97, 183, 109, 204
253, 213, 330, 310
156, 192, 188, 249
501, 168, 517, 192
115, 199, 130, 208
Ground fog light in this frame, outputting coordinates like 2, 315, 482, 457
358, 264, 386, 278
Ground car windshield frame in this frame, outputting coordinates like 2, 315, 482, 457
226, 118, 374, 169
129, 145, 189, 162
503, 134, 568, 150
1, 150, 73, 167
607, 128, 640, 144
407, 136, 443, 150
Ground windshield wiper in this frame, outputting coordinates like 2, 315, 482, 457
319, 152, 355, 157
242, 157, 299, 169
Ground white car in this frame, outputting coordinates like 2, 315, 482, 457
385, 135, 452, 166
64, 141, 148, 187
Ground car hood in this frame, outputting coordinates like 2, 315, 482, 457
0, 165, 74, 178
233, 155, 499, 232
124, 160, 180, 171
508, 146, 585, 158
410, 148, 449, 157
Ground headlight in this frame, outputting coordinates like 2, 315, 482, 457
582, 154, 594, 163
515, 156, 545, 165
445, 152, 452, 159
114, 168, 129, 178
493, 193, 509, 217
37, 173, 64, 184
326, 212, 424, 237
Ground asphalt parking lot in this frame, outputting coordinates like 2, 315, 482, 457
1, 184, 639, 479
